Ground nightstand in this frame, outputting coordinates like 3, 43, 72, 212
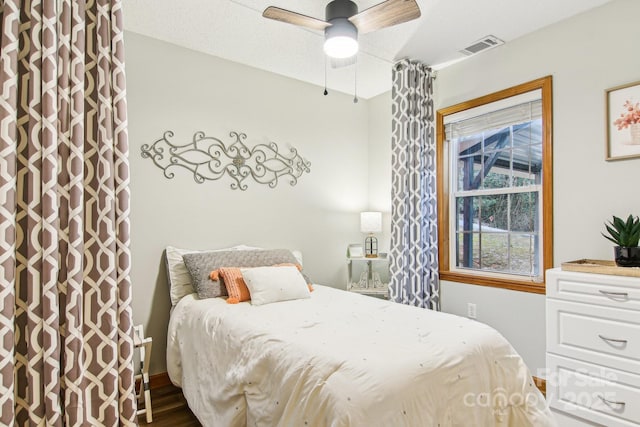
133, 324, 153, 423
347, 257, 390, 298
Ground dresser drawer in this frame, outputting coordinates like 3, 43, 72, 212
547, 354, 640, 427
547, 299, 640, 374
546, 268, 640, 311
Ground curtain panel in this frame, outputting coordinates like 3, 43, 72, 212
388, 59, 440, 310
0, 0, 137, 425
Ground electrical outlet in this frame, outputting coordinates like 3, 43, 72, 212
467, 303, 477, 319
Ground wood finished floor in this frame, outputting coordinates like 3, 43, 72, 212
138, 384, 201, 426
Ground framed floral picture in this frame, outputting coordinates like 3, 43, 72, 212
606, 80, 640, 161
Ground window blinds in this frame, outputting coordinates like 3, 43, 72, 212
444, 90, 542, 140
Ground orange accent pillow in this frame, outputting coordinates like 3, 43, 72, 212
218, 267, 250, 304
214, 263, 313, 304
274, 263, 314, 292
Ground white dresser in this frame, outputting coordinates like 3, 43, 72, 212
546, 268, 640, 427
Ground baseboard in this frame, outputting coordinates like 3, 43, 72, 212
532, 376, 546, 396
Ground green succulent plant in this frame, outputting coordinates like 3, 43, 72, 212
602, 214, 640, 247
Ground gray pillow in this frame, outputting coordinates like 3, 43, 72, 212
183, 249, 312, 299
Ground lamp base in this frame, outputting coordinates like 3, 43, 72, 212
364, 235, 378, 258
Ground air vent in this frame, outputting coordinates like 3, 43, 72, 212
459, 35, 504, 56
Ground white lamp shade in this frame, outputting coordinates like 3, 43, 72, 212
360, 211, 382, 233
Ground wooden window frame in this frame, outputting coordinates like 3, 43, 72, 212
436, 76, 553, 294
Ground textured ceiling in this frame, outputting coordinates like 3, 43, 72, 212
123, 0, 613, 99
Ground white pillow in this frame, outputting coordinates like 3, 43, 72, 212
242, 266, 310, 306
165, 245, 260, 306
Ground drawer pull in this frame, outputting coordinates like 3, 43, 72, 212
597, 394, 625, 407
598, 290, 629, 298
598, 334, 628, 344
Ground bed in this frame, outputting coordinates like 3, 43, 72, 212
165, 247, 556, 427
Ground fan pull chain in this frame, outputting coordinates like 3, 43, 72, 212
323, 55, 328, 96
353, 57, 358, 104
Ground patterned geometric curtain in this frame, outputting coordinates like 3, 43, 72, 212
388, 59, 440, 310
0, 0, 137, 425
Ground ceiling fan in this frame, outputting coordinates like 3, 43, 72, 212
262, 0, 421, 60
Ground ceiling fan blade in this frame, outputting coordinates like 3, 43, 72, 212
330, 56, 357, 69
348, 0, 421, 34
263, 6, 331, 31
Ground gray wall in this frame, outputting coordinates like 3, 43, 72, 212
125, 32, 371, 374
368, 0, 640, 376
367, 92, 393, 252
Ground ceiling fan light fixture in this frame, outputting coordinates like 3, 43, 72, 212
323, 18, 358, 59
324, 36, 358, 59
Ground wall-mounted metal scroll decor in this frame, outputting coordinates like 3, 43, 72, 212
140, 131, 311, 190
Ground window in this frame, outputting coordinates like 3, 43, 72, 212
436, 77, 552, 293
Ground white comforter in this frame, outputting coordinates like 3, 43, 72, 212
167, 286, 555, 427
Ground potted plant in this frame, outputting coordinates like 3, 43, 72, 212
602, 214, 640, 267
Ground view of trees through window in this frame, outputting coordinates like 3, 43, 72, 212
452, 119, 542, 277
478, 175, 537, 231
